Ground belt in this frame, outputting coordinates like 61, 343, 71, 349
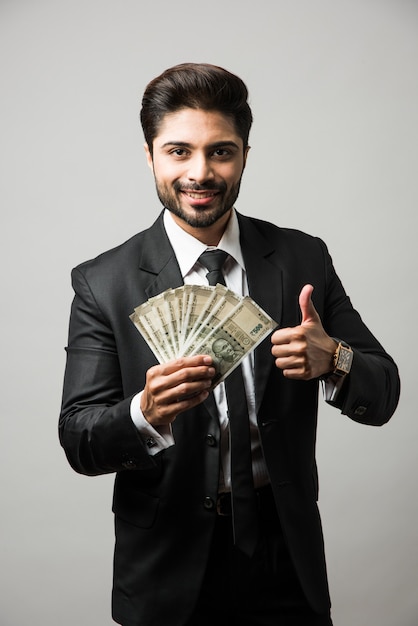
216, 484, 275, 517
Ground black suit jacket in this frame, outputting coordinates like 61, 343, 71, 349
59, 211, 400, 625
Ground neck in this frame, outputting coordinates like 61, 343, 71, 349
170, 210, 232, 246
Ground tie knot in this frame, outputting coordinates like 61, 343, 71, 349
198, 250, 229, 286
198, 249, 229, 273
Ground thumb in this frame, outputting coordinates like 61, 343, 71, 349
299, 284, 319, 325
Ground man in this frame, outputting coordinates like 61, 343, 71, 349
59, 63, 400, 626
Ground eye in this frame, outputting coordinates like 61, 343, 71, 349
211, 148, 231, 159
170, 148, 188, 157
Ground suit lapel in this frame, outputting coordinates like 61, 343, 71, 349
237, 213, 283, 413
137, 213, 184, 298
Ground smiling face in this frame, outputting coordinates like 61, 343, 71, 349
145, 108, 249, 244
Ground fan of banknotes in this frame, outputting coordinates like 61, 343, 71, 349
130, 284, 278, 387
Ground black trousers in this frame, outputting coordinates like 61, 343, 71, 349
186, 486, 333, 626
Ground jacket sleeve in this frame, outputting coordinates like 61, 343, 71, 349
318, 238, 400, 426
59, 266, 156, 476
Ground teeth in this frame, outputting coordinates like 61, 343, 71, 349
185, 192, 216, 199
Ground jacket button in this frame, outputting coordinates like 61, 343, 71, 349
354, 405, 367, 416
205, 434, 216, 446
121, 459, 137, 469
203, 497, 215, 511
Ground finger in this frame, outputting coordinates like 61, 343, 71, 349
175, 386, 211, 405
270, 328, 292, 346
173, 377, 213, 402
299, 284, 319, 325
157, 355, 214, 377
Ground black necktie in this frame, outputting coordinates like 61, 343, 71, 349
198, 250, 259, 557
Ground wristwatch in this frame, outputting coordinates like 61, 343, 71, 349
332, 341, 353, 377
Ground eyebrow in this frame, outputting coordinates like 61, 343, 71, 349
160, 140, 241, 150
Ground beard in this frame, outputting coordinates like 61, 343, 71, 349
154, 178, 243, 228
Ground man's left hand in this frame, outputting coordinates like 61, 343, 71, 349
271, 284, 337, 380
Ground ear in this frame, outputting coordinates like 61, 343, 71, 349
243, 145, 251, 169
144, 142, 153, 170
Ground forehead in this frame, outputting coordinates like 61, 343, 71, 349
154, 108, 242, 147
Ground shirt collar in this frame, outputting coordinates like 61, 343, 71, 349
163, 209, 244, 278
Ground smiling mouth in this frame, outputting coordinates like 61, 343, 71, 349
182, 190, 218, 199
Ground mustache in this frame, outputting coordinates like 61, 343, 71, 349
173, 181, 227, 193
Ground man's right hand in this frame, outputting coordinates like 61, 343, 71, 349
140, 355, 215, 427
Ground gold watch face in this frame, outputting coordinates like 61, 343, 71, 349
337, 346, 353, 373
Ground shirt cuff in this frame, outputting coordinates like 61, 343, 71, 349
130, 392, 175, 455
322, 374, 346, 403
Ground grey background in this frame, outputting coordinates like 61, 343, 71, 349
1, 0, 416, 624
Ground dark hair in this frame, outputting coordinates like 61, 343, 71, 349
140, 63, 253, 153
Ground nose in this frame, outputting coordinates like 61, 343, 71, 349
186, 153, 214, 183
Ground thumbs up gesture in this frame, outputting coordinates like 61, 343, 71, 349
271, 284, 338, 380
